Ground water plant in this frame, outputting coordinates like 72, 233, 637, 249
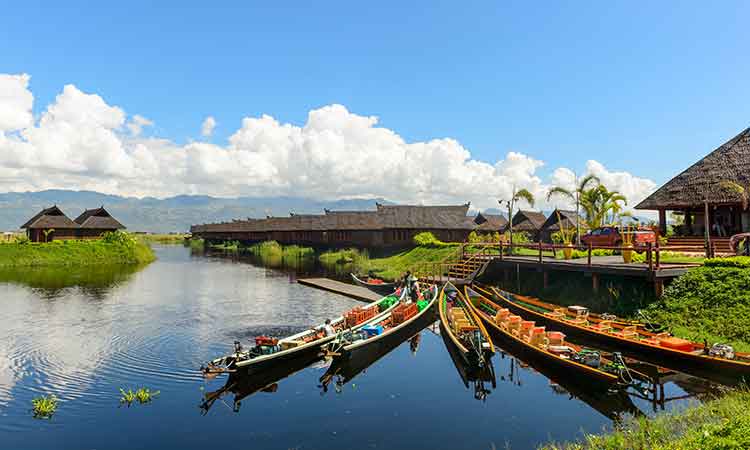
31, 394, 58, 419
120, 387, 160, 406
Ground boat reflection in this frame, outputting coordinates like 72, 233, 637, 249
439, 322, 496, 401
200, 352, 323, 415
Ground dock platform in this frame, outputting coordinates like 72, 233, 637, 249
297, 278, 382, 303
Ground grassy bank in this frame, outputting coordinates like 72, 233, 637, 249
135, 233, 189, 245
644, 256, 750, 352
0, 232, 155, 268
540, 390, 750, 450
366, 245, 459, 280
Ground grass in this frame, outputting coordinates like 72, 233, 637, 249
189, 238, 205, 251
539, 390, 750, 450
365, 245, 460, 281
0, 233, 155, 268
31, 394, 58, 419
120, 387, 160, 406
135, 233, 189, 245
643, 259, 750, 352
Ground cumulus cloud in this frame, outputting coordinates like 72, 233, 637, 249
126, 114, 153, 136
0, 73, 657, 212
201, 116, 216, 137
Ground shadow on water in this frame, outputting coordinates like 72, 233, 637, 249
479, 267, 659, 317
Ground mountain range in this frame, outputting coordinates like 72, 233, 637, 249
0, 190, 393, 233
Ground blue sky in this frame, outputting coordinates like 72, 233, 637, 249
0, 1, 748, 205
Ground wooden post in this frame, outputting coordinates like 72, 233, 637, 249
499, 241, 504, 261
655, 243, 661, 270
543, 271, 549, 289
587, 243, 592, 267
654, 279, 664, 297
538, 241, 543, 264
658, 209, 667, 236
592, 273, 599, 293
647, 242, 653, 272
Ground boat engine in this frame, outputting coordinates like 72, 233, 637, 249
571, 349, 601, 368
708, 343, 735, 360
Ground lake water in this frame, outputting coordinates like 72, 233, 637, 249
0, 246, 715, 450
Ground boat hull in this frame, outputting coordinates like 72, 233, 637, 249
491, 289, 750, 386
351, 273, 396, 296
234, 338, 329, 376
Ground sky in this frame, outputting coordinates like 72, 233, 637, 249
0, 1, 748, 212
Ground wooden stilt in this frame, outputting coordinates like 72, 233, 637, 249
592, 273, 599, 293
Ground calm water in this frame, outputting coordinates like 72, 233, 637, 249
0, 246, 713, 450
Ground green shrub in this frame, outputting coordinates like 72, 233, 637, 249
705, 256, 750, 268
412, 232, 451, 247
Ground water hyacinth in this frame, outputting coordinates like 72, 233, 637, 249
31, 394, 58, 419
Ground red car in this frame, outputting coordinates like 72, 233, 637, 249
581, 226, 656, 249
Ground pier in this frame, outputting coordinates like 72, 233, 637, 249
297, 278, 382, 302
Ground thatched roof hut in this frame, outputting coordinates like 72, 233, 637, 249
636, 127, 750, 210
74, 207, 126, 231
506, 210, 547, 233
21, 206, 79, 230
474, 212, 508, 232
541, 209, 581, 232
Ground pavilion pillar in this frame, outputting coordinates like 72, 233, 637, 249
658, 209, 667, 237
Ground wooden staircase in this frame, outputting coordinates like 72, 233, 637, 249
665, 236, 733, 255
413, 243, 498, 284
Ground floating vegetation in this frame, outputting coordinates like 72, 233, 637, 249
120, 387, 160, 406
31, 394, 58, 419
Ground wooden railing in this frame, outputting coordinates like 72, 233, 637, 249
413, 240, 712, 282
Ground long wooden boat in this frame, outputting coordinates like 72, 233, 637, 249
440, 319, 496, 401
465, 285, 622, 386
438, 282, 494, 369
351, 273, 397, 296
482, 286, 750, 385
202, 289, 405, 375
327, 284, 439, 360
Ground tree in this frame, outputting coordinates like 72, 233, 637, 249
547, 173, 600, 246
499, 186, 535, 248
580, 185, 628, 229
42, 228, 55, 243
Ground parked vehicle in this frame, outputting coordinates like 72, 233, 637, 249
581, 226, 656, 249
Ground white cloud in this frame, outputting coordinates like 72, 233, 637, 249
201, 116, 216, 137
126, 114, 153, 136
0, 73, 657, 212
0, 73, 34, 131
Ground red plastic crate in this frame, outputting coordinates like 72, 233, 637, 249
255, 336, 278, 346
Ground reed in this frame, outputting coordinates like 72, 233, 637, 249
120, 387, 160, 406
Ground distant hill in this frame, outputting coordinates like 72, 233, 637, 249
0, 190, 392, 233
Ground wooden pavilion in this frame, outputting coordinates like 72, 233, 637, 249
636, 127, 750, 238
20, 206, 79, 242
74, 207, 126, 239
539, 209, 583, 242
504, 210, 547, 241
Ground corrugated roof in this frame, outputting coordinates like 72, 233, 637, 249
636, 127, 750, 210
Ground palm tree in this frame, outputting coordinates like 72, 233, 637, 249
499, 186, 535, 249
580, 185, 627, 229
547, 173, 599, 246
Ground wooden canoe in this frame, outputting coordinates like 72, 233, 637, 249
203, 289, 406, 374
351, 273, 397, 296
330, 284, 439, 359
482, 285, 750, 385
438, 281, 495, 369
465, 285, 622, 386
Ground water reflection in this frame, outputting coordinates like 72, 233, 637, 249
0, 246, 730, 450
440, 322, 497, 401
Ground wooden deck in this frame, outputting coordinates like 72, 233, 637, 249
297, 278, 382, 303
485, 255, 697, 279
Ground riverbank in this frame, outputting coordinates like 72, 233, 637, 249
135, 233, 189, 245
644, 256, 750, 352
540, 390, 749, 449
0, 233, 155, 268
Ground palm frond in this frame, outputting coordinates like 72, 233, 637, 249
514, 188, 535, 208
547, 186, 574, 202
578, 174, 600, 191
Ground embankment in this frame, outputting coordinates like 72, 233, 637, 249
540, 390, 750, 450
0, 233, 155, 268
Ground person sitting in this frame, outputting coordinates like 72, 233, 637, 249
323, 319, 336, 336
